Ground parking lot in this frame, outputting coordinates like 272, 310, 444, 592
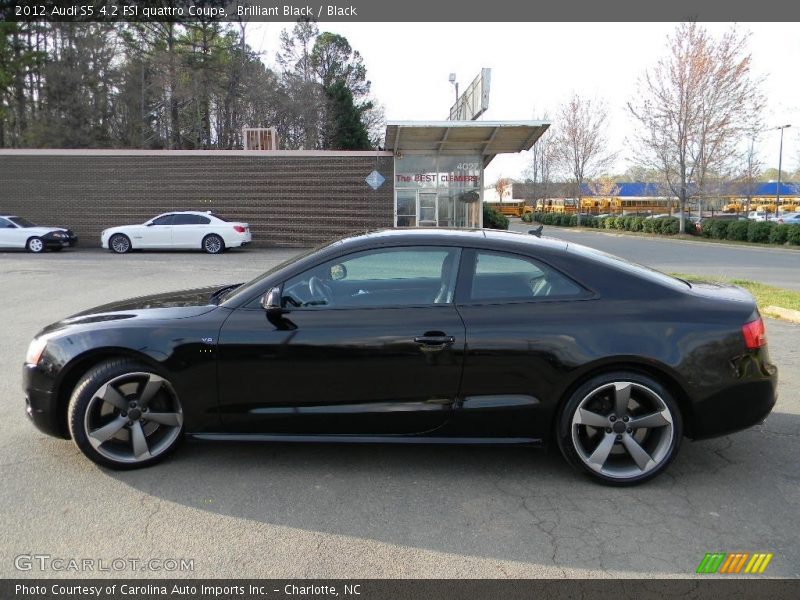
1, 246, 799, 578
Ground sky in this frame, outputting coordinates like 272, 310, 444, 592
245, 22, 800, 185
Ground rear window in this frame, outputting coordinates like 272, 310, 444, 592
567, 243, 690, 291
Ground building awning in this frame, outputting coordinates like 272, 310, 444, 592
385, 120, 550, 166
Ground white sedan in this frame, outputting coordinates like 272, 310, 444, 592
101, 211, 252, 254
0, 215, 78, 252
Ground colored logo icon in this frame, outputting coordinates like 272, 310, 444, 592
696, 552, 773, 574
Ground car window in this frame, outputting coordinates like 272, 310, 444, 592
469, 250, 585, 302
8, 216, 36, 227
172, 214, 209, 225
0, 217, 14, 228
281, 246, 461, 309
151, 214, 175, 226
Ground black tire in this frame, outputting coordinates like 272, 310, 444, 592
556, 371, 683, 486
109, 233, 131, 254
26, 237, 45, 253
202, 234, 224, 254
68, 359, 184, 470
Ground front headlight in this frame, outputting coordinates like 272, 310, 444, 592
25, 337, 49, 365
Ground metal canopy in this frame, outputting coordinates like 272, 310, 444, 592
385, 120, 550, 166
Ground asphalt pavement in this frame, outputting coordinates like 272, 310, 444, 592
1, 247, 798, 579
510, 221, 800, 290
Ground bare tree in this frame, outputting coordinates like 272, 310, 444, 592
524, 111, 555, 211
629, 22, 764, 232
494, 177, 513, 204
554, 94, 616, 225
734, 134, 762, 215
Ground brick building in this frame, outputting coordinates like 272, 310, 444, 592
0, 121, 548, 248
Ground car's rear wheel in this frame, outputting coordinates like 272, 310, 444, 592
26, 237, 45, 253
202, 234, 224, 254
68, 359, 184, 469
109, 233, 131, 254
557, 371, 682, 485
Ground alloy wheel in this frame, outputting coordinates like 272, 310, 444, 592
570, 381, 675, 480
83, 372, 183, 464
110, 235, 130, 253
203, 235, 223, 254
27, 237, 44, 253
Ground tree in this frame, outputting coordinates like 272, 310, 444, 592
324, 79, 370, 149
554, 94, 615, 225
735, 134, 763, 215
629, 23, 764, 231
524, 111, 556, 211
494, 177, 513, 203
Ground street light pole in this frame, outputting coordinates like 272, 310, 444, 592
775, 124, 791, 217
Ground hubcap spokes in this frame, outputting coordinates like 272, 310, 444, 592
572, 381, 674, 479
206, 238, 220, 252
85, 372, 183, 463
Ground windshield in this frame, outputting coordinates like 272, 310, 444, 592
9, 217, 37, 228
567, 242, 690, 291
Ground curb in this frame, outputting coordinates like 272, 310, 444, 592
763, 306, 800, 324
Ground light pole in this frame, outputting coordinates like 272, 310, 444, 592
775, 124, 791, 217
448, 73, 459, 118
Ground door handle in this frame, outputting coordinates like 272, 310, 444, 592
414, 334, 455, 350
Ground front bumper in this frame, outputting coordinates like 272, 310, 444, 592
23, 363, 67, 438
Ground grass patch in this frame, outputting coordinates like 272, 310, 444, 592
670, 272, 800, 312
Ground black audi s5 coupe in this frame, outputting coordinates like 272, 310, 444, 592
23, 229, 777, 484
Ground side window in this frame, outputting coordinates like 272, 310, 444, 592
196, 216, 211, 225
172, 214, 195, 225
281, 246, 461, 309
151, 214, 174, 226
469, 251, 584, 302
0, 218, 13, 228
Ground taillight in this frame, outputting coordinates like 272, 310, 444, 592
742, 317, 767, 349
233, 225, 246, 233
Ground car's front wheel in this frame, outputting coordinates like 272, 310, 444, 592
68, 359, 184, 469
109, 233, 131, 254
26, 237, 45, 253
202, 234, 224, 254
557, 371, 682, 485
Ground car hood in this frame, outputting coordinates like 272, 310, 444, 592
20, 226, 69, 235
38, 286, 225, 336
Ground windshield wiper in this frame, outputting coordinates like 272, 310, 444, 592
209, 283, 242, 304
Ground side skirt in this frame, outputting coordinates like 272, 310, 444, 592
188, 433, 543, 446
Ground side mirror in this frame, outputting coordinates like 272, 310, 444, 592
260, 286, 284, 313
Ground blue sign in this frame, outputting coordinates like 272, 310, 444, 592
365, 170, 386, 190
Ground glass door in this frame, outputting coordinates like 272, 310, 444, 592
396, 190, 417, 227
418, 193, 438, 227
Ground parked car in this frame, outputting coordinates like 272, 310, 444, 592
776, 212, 800, 225
23, 229, 777, 484
747, 211, 769, 221
0, 214, 78, 252
101, 211, 251, 254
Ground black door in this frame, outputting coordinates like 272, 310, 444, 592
216, 246, 465, 435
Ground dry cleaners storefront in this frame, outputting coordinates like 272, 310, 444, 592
385, 121, 549, 228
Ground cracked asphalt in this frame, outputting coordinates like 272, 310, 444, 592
1, 247, 798, 579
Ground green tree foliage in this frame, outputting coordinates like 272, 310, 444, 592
0, 19, 382, 150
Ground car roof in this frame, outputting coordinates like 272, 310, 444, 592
156, 211, 214, 216
337, 227, 569, 252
